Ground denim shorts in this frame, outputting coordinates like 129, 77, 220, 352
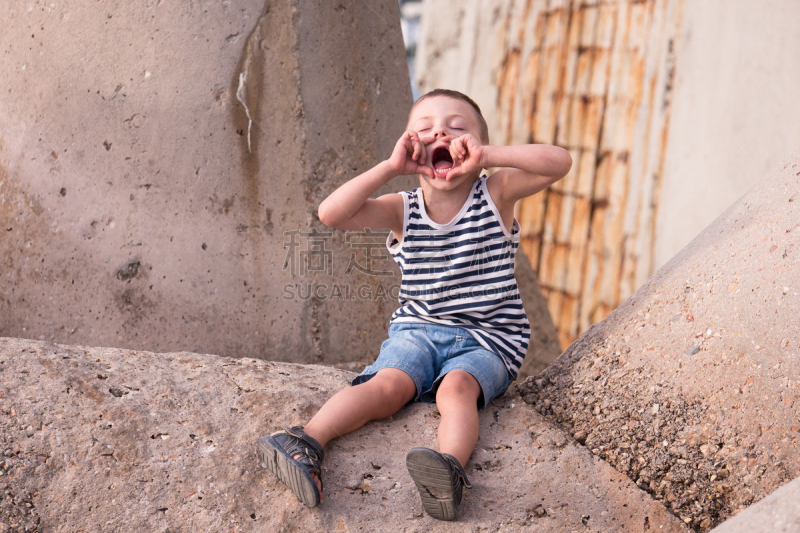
351, 322, 511, 411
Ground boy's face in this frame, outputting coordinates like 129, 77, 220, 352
407, 96, 485, 185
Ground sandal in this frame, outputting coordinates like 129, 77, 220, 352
406, 447, 472, 521
257, 426, 324, 507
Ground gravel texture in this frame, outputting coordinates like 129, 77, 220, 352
708, 476, 800, 533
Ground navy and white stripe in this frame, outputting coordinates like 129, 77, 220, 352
387, 175, 531, 379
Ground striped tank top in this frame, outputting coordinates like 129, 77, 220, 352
386, 175, 531, 379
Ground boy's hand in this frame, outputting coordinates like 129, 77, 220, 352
389, 130, 435, 179
446, 134, 484, 181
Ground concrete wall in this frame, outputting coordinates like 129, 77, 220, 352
656, 0, 800, 266
0, 1, 414, 364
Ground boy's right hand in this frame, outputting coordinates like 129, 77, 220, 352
388, 130, 435, 179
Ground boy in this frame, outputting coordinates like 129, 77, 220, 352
258, 89, 571, 520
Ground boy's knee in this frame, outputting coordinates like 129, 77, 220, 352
369, 368, 416, 407
436, 370, 481, 401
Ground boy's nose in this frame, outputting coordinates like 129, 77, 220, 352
430, 124, 446, 136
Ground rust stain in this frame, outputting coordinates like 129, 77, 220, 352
558, 294, 579, 348
497, 49, 521, 144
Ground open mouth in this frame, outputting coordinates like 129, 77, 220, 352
431, 146, 454, 178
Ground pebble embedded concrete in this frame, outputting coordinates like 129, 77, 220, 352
708, 476, 800, 533
520, 149, 800, 530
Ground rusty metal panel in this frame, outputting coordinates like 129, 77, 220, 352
557, 193, 576, 244
581, 96, 604, 151
549, 243, 570, 293
565, 195, 592, 294
497, 49, 522, 143
538, 189, 564, 287
534, 6, 570, 144
575, 149, 597, 197
558, 293, 580, 347
546, 288, 564, 331
561, 147, 583, 194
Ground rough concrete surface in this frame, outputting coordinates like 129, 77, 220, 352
709, 476, 800, 533
520, 149, 800, 531
0, 1, 414, 365
0, 336, 687, 532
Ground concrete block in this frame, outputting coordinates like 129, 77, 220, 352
0, 1, 414, 365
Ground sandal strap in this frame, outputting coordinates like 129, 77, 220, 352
442, 453, 472, 489
285, 426, 325, 462
269, 426, 325, 489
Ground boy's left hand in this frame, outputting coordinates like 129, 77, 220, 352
446, 134, 485, 181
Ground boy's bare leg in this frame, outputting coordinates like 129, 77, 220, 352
435, 370, 482, 467
294, 368, 416, 496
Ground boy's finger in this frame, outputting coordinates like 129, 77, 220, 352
401, 130, 416, 149
412, 142, 424, 164
449, 144, 459, 162
450, 144, 464, 164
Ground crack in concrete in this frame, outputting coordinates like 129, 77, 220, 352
220, 367, 253, 394
235, 1, 271, 155
236, 71, 253, 154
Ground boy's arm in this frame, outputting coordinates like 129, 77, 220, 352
446, 135, 571, 207
318, 130, 434, 232
480, 143, 572, 205
318, 161, 402, 232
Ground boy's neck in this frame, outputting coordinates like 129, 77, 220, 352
418, 175, 480, 225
